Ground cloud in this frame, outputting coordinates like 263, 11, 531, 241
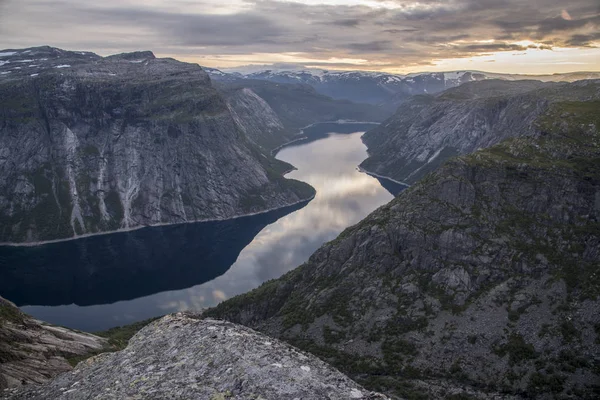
566, 32, 600, 46
330, 18, 361, 27
0, 0, 599, 71
347, 40, 394, 52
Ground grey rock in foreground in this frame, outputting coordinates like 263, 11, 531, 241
3, 315, 390, 400
0, 297, 107, 389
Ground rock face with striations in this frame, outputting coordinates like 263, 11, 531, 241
217, 78, 389, 152
2, 314, 389, 400
0, 296, 107, 389
207, 96, 600, 399
360, 79, 600, 184
0, 46, 314, 244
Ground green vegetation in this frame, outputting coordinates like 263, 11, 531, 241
66, 316, 161, 367
559, 320, 580, 344
104, 190, 124, 223
204, 266, 304, 321
556, 350, 590, 372
0, 299, 24, 325
95, 316, 162, 350
445, 394, 477, 400
323, 326, 346, 344
81, 145, 100, 157
527, 372, 566, 396
385, 316, 429, 336
238, 189, 267, 212
493, 334, 538, 365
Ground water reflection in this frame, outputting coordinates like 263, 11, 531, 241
0, 201, 307, 307
5, 124, 407, 332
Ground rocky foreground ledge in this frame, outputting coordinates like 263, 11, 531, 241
2, 314, 389, 399
0, 297, 107, 389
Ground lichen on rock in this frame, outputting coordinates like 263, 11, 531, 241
2, 314, 389, 400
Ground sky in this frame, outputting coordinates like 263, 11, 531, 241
0, 0, 599, 74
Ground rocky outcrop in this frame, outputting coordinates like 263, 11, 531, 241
360, 79, 600, 184
225, 87, 289, 151
0, 297, 107, 389
0, 46, 314, 244
2, 314, 389, 400
206, 98, 600, 399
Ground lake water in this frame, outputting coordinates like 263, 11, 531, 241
0, 123, 406, 331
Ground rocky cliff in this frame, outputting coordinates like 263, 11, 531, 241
0, 46, 314, 244
2, 314, 389, 400
206, 98, 600, 399
217, 78, 389, 152
360, 79, 600, 185
0, 297, 107, 389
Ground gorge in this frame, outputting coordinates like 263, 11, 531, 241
1, 122, 405, 332
1, 46, 599, 400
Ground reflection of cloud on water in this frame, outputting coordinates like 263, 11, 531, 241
169, 131, 394, 312
158, 292, 207, 313
26, 129, 396, 331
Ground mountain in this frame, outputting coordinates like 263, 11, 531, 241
0, 296, 107, 389
211, 67, 600, 107
2, 313, 389, 400
0, 46, 314, 244
360, 79, 600, 185
206, 97, 600, 399
217, 78, 389, 152
211, 69, 489, 106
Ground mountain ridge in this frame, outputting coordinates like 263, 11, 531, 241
360, 79, 600, 185
0, 46, 315, 244
208, 66, 600, 107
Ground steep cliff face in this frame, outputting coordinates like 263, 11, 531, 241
0, 297, 107, 389
2, 314, 389, 400
222, 86, 290, 152
360, 79, 600, 184
218, 79, 390, 152
206, 99, 600, 399
0, 46, 314, 244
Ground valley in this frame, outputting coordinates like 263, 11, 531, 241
1, 123, 405, 332
1, 43, 599, 400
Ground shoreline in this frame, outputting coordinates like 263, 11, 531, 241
2, 121, 376, 248
270, 136, 308, 156
271, 120, 380, 156
357, 166, 411, 187
0, 194, 315, 248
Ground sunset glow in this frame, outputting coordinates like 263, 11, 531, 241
1, 0, 598, 74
